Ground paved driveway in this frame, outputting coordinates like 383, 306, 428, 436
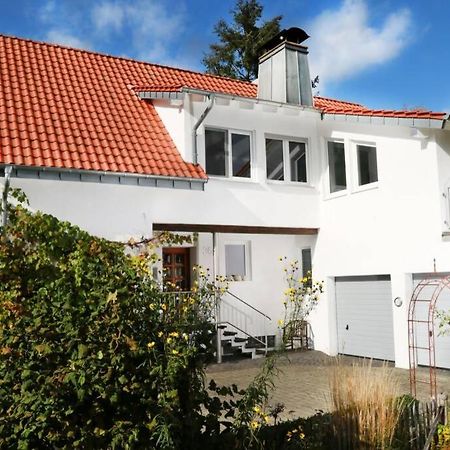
206, 351, 450, 419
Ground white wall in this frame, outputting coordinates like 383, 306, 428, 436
312, 121, 450, 366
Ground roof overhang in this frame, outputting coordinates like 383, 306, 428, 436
137, 87, 320, 114
153, 222, 318, 235
321, 112, 448, 130
0, 165, 207, 190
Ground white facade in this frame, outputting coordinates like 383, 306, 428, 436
3, 89, 450, 369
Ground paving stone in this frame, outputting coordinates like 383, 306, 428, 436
206, 350, 450, 419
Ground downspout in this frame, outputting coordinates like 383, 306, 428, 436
192, 94, 215, 165
1, 165, 12, 232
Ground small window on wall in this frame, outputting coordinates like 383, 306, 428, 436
225, 243, 249, 281
328, 141, 346, 193
266, 137, 307, 183
205, 129, 251, 178
301, 248, 312, 286
357, 144, 378, 186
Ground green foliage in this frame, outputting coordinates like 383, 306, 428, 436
0, 202, 218, 449
203, 0, 282, 81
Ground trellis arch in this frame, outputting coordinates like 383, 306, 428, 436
408, 275, 450, 399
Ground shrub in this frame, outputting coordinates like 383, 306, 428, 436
0, 202, 217, 449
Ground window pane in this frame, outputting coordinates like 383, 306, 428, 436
232, 133, 251, 178
357, 145, 378, 185
289, 141, 307, 182
266, 138, 284, 180
225, 244, 246, 277
328, 141, 346, 192
302, 248, 312, 287
205, 129, 226, 176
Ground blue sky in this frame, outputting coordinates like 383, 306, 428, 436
1, 0, 449, 112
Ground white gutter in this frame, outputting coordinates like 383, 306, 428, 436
181, 87, 318, 114
321, 112, 447, 130
2, 164, 206, 185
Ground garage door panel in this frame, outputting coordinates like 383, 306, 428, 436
336, 276, 395, 361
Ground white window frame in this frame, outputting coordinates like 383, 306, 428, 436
352, 140, 379, 192
222, 240, 252, 282
325, 138, 348, 198
265, 134, 309, 185
204, 127, 254, 180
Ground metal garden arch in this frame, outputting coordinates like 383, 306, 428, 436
408, 275, 450, 399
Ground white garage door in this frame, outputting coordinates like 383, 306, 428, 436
412, 273, 450, 369
336, 275, 395, 361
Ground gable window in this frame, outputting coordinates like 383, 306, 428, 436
328, 141, 346, 193
266, 137, 307, 183
357, 144, 378, 186
205, 129, 251, 178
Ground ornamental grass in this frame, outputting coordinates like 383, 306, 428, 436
329, 359, 405, 449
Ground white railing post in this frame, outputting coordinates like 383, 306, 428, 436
216, 293, 222, 364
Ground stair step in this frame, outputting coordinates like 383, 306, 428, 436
234, 337, 247, 343
217, 324, 227, 329
223, 330, 238, 336
246, 342, 265, 349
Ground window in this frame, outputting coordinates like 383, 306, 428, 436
357, 144, 378, 186
266, 138, 307, 182
328, 141, 346, 193
205, 129, 251, 178
301, 248, 312, 286
224, 242, 250, 281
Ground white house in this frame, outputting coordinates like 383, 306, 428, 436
1, 29, 450, 368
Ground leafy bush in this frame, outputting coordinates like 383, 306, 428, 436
0, 202, 217, 449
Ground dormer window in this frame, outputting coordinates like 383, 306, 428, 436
357, 144, 378, 186
328, 141, 346, 193
265, 137, 307, 183
205, 128, 251, 178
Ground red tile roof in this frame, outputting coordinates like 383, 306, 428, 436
313, 96, 447, 120
0, 35, 447, 180
0, 35, 226, 179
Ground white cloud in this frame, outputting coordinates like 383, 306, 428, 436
38, 0, 56, 23
90, 0, 185, 64
45, 30, 91, 50
307, 0, 412, 88
92, 2, 125, 32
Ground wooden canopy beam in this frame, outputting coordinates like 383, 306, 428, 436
153, 223, 318, 235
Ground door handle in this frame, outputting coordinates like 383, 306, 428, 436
345, 324, 349, 330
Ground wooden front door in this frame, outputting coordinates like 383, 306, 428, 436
162, 248, 191, 291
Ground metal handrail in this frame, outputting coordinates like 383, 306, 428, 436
226, 291, 272, 321
218, 321, 267, 350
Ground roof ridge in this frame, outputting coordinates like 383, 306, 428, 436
0, 33, 256, 88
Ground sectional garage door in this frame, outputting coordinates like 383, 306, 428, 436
412, 273, 450, 369
336, 275, 395, 361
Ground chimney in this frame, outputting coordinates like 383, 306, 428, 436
257, 27, 313, 107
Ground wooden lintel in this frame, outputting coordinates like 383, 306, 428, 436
153, 223, 318, 235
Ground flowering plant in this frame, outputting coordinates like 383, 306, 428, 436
278, 257, 323, 348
